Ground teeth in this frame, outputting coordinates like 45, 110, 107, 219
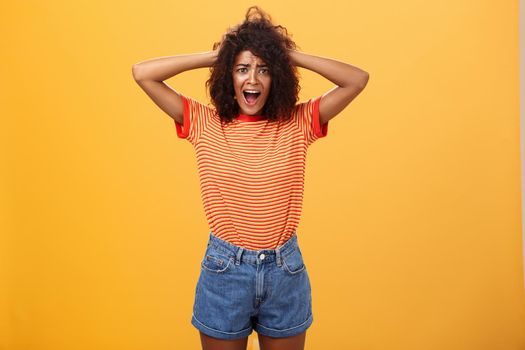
244, 90, 260, 93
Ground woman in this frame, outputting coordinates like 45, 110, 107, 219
132, 6, 368, 350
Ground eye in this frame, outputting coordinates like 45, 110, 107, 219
259, 68, 269, 74
237, 67, 248, 73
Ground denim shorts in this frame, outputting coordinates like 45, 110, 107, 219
191, 231, 313, 340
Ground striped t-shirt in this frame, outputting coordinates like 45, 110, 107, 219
174, 94, 328, 250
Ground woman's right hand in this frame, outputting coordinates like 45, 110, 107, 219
210, 49, 219, 65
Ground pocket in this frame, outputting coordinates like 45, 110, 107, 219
281, 248, 306, 275
200, 249, 234, 274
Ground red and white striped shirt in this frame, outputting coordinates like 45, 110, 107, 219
175, 94, 328, 250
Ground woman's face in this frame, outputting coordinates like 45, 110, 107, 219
232, 50, 272, 116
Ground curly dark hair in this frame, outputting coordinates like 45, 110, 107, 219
205, 6, 300, 124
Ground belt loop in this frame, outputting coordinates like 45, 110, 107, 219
235, 246, 244, 265
276, 246, 282, 267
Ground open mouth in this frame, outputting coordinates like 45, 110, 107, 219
243, 90, 261, 106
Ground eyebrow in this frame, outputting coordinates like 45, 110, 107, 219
235, 63, 268, 67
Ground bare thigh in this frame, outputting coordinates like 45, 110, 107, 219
257, 331, 306, 350
199, 331, 249, 350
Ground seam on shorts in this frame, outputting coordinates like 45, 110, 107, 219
255, 313, 312, 332
209, 244, 235, 258
192, 312, 252, 335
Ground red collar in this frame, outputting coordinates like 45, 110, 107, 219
235, 114, 267, 122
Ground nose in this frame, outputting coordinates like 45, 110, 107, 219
248, 68, 258, 84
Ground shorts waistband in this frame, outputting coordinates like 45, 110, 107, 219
206, 231, 300, 266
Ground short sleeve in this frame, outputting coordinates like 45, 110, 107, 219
174, 94, 214, 145
294, 96, 329, 146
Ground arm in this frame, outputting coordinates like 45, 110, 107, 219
288, 50, 369, 125
132, 51, 218, 124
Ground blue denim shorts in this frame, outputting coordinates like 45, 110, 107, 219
191, 231, 313, 340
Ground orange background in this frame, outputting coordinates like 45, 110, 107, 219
2, 0, 524, 349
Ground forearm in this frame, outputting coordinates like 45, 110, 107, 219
132, 51, 218, 81
288, 50, 368, 88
